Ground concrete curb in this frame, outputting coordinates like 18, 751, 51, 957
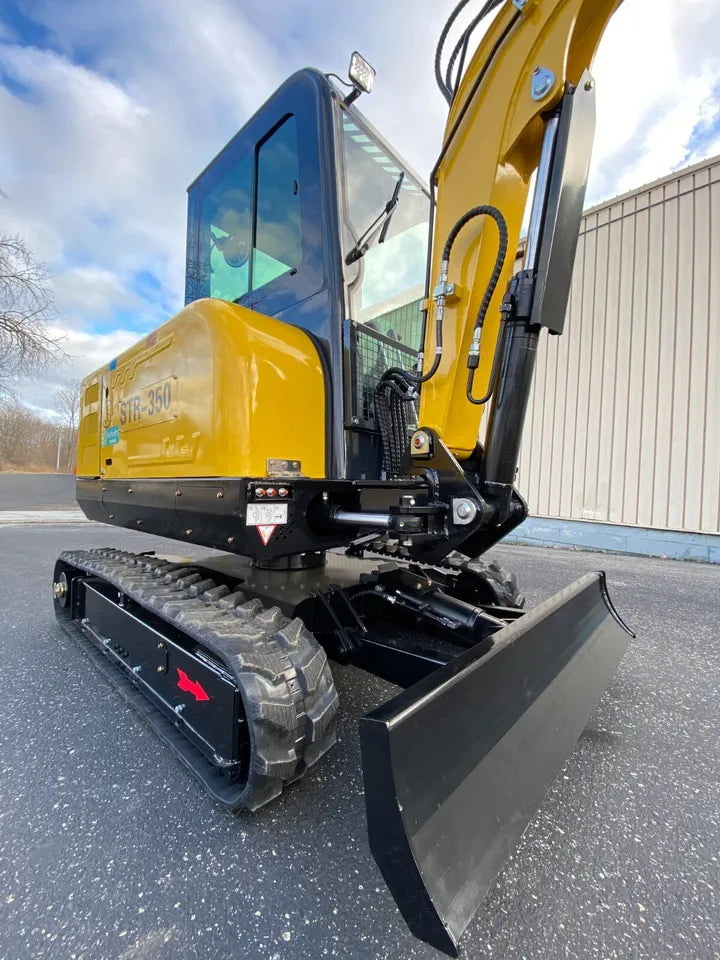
505, 516, 720, 564
0, 510, 92, 526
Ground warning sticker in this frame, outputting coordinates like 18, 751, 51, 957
246, 503, 288, 546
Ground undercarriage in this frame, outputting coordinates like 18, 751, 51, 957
53, 542, 631, 956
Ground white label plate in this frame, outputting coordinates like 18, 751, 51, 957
246, 503, 288, 526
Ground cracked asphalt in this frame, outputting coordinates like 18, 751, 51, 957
0, 515, 717, 960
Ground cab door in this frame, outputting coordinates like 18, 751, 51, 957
184, 68, 345, 477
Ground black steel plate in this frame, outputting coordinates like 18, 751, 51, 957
360, 572, 632, 955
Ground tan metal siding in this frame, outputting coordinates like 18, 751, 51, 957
516, 155, 720, 534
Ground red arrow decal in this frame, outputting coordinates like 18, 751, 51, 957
176, 668, 210, 701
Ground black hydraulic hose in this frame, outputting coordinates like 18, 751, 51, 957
435, 0, 504, 104
434, 0, 476, 104
447, 30, 472, 102
431, 8, 521, 186
445, 2, 501, 102
375, 0, 518, 477
465, 320, 505, 405
441, 204, 507, 266
418, 1, 520, 383
445, 206, 508, 407
462, 208, 510, 406
378, 202, 507, 406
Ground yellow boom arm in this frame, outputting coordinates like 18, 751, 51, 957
418, 0, 621, 460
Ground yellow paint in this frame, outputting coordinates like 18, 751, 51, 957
77, 373, 101, 477
77, 298, 326, 479
418, 0, 621, 459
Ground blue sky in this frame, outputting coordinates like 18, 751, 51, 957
1, 0, 718, 412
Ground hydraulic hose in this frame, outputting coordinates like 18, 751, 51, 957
374, 205, 507, 472
434, 0, 504, 104
381, 203, 508, 390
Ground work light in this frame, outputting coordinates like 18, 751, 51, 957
348, 51, 375, 95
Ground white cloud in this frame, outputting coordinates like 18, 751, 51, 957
52, 266, 142, 321
1, 0, 718, 415
588, 0, 720, 202
17, 326, 142, 415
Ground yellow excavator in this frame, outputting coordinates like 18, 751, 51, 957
53, 0, 633, 953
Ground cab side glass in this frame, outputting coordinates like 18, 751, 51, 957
185, 72, 329, 339
205, 153, 253, 302
254, 116, 302, 290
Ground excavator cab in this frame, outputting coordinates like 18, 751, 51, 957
184, 68, 430, 480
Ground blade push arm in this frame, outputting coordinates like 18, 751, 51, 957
417, 0, 621, 461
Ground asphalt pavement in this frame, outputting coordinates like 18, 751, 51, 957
0, 473, 76, 510
0, 520, 717, 960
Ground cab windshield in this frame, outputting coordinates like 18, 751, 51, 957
340, 111, 430, 350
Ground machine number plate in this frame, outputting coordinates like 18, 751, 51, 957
119, 377, 177, 432
246, 503, 288, 526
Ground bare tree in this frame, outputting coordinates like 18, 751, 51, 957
0, 209, 66, 394
55, 379, 82, 471
0, 399, 61, 468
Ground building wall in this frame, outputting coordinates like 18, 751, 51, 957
516, 155, 720, 536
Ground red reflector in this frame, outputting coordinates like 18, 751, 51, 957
176, 668, 210, 702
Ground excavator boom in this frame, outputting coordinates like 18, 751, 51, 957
419, 0, 621, 459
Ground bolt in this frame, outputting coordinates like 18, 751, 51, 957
413, 432, 427, 449
127, 487, 133, 494
157, 641, 165, 650
584, 78, 594, 91
175, 490, 182, 497
175, 704, 185, 714
352, 417, 360, 425
156, 665, 164, 673
293, 462, 300, 469
227, 536, 235, 544
132, 665, 142, 674
216, 490, 224, 499
53, 581, 67, 600
81, 617, 89, 626
185, 529, 192, 535
456, 501, 473, 520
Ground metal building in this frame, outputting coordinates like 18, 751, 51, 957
510, 154, 720, 562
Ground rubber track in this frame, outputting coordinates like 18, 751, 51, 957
57, 548, 339, 811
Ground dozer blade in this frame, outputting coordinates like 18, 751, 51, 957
360, 572, 632, 956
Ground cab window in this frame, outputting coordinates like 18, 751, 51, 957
187, 115, 303, 304
254, 117, 302, 289
340, 113, 430, 350
204, 153, 253, 302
